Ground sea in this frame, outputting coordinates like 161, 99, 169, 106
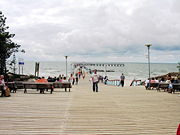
14, 61, 178, 83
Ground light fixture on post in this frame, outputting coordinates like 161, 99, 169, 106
65, 56, 68, 80
145, 44, 152, 89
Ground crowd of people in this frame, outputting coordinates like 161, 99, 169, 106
145, 74, 180, 90
3, 64, 180, 96
35, 66, 87, 85
1, 64, 127, 97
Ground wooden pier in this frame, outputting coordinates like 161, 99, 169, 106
0, 77, 180, 134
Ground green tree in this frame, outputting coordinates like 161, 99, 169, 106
0, 11, 20, 75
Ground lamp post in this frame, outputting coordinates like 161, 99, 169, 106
177, 62, 180, 72
13, 52, 16, 74
104, 64, 107, 76
145, 44, 152, 89
65, 56, 68, 79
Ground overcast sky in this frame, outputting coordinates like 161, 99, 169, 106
0, 0, 180, 63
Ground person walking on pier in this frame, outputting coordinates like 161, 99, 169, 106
91, 70, 99, 92
75, 73, 79, 85
120, 73, 125, 87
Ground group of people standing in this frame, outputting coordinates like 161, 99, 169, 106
40, 69, 85, 85
69, 67, 86, 85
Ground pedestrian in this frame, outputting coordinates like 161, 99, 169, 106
0, 75, 6, 97
104, 76, 108, 85
75, 73, 79, 85
120, 73, 125, 87
69, 74, 75, 85
91, 70, 99, 92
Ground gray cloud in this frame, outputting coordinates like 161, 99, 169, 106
0, 0, 180, 62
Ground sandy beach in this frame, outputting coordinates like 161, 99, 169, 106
0, 76, 180, 135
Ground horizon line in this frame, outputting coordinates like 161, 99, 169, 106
21, 60, 178, 64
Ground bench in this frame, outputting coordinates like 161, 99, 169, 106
157, 83, 169, 92
22, 82, 53, 94
53, 82, 72, 92
14, 81, 24, 89
146, 83, 159, 90
5, 82, 17, 93
171, 83, 180, 93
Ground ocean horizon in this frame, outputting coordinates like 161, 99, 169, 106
21, 60, 179, 64
10, 61, 179, 83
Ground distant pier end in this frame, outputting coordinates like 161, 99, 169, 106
71, 62, 125, 68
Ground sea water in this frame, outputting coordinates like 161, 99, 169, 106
15, 61, 178, 82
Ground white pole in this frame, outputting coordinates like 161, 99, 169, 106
65, 56, 68, 79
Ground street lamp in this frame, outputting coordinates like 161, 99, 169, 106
145, 44, 152, 89
104, 64, 107, 76
65, 56, 68, 79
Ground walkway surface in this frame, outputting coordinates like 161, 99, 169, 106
0, 77, 180, 135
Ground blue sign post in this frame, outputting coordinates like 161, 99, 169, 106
18, 62, 24, 65
18, 60, 24, 75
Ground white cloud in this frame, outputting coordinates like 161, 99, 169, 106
0, 0, 180, 63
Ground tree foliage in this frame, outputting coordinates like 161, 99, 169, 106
0, 11, 20, 75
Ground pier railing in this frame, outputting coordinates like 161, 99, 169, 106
105, 79, 142, 86
106, 79, 121, 86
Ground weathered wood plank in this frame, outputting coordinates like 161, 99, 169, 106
0, 77, 180, 134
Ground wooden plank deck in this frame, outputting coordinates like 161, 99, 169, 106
0, 77, 180, 135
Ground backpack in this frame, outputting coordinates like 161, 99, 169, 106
5, 87, 11, 97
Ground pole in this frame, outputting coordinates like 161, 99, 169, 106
177, 63, 180, 72
37, 62, 39, 77
145, 44, 152, 89
13, 52, 16, 74
105, 64, 107, 76
19, 64, 20, 75
148, 47, 150, 80
65, 56, 68, 79
35, 62, 37, 77
35, 62, 39, 77
22, 66, 23, 75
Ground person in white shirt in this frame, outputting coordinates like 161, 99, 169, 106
91, 70, 99, 92
155, 78, 159, 83
68, 74, 75, 85
145, 79, 149, 89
